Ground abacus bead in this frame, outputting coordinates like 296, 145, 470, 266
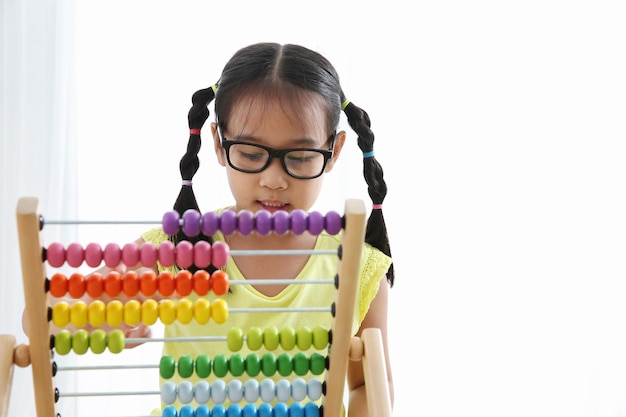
310, 353, 326, 375
122, 242, 139, 267
289, 402, 304, 417
305, 402, 321, 417
259, 378, 275, 403
49, 273, 67, 297
106, 301, 124, 327
89, 329, 107, 354
258, 403, 272, 417
272, 210, 289, 235
88, 300, 106, 327
140, 271, 157, 296
70, 301, 88, 328
242, 404, 257, 417
159, 300, 176, 325
290, 209, 307, 235
274, 402, 288, 417
193, 270, 210, 296
307, 211, 324, 235
66, 242, 84, 268
139, 242, 158, 267
211, 380, 227, 404
158, 241, 176, 267
243, 379, 259, 402
312, 326, 329, 349
277, 353, 293, 377
104, 271, 122, 297
227, 404, 242, 417
176, 241, 194, 269
227, 379, 244, 403
211, 270, 230, 296
103, 243, 122, 268
196, 405, 210, 417
107, 329, 125, 353
211, 405, 226, 417
159, 355, 175, 379
177, 299, 193, 324
142, 299, 158, 325
296, 326, 313, 350
263, 326, 280, 351
194, 241, 212, 269
195, 354, 211, 378
162, 210, 180, 236
193, 299, 211, 324
255, 210, 272, 236
182, 209, 201, 237
158, 271, 175, 296
324, 210, 342, 235
211, 241, 230, 269
213, 354, 228, 377
279, 327, 296, 350
275, 379, 291, 402
160, 381, 177, 405
261, 352, 277, 377
229, 353, 245, 377
237, 210, 254, 235
86, 273, 104, 298
178, 380, 194, 404
293, 352, 310, 376
72, 329, 89, 355
201, 211, 219, 236
52, 302, 70, 328
246, 327, 263, 351
68, 273, 85, 299
194, 381, 211, 404
122, 271, 139, 297
124, 300, 141, 326
46, 242, 66, 267
227, 327, 244, 352
245, 353, 261, 377
211, 299, 229, 324
176, 270, 193, 296
162, 406, 177, 417
292, 378, 307, 401
307, 379, 322, 401
54, 330, 72, 355
219, 210, 237, 235
84, 242, 103, 267
178, 354, 194, 378
179, 405, 194, 417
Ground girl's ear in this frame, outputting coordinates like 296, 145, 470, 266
324, 130, 346, 173
211, 122, 227, 167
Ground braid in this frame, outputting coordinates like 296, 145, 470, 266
343, 101, 394, 286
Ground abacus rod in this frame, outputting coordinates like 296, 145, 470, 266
56, 364, 158, 372
59, 390, 160, 397
45, 220, 161, 225
230, 278, 333, 285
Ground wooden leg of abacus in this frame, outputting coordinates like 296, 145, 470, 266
361, 328, 393, 417
0, 334, 17, 417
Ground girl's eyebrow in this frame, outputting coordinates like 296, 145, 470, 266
231, 133, 321, 148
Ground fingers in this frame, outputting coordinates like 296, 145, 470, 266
123, 323, 152, 349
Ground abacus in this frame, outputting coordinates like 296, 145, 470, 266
1, 196, 391, 417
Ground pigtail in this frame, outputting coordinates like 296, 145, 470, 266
342, 100, 394, 286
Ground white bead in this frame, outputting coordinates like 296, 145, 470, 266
275, 379, 291, 402
259, 378, 276, 403
227, 379, 244, 403
292, 378, 307, 401
308, 378, 322, 401
243, 379, 260, 403
211, 380, 227, 404
178, 381, 194, 404
194, 381, 211, 404
160, 381, 177, 405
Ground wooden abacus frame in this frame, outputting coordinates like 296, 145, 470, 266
0, 196, 392, 417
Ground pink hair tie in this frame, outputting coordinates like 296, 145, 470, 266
372, 204, 383, 210
182, 180, 193, 186
190, 129, 201, 135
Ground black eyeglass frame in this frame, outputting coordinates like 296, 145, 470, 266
218, 127, 336, 180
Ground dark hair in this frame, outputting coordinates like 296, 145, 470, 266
173, 43, 394, 286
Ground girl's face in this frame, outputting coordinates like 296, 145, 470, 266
212, 93, 346, 214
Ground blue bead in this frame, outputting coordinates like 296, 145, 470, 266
242, 404, 258, 417
162, 406, 177, 417
258, 403, 272, 417
196, 405, 210, 417
289, 402, 304, 417
179, 405, 194, 417
212, 404, 227, 417
304, 402, 321, 417
227, 403, 242, 417
274, 402, 289, 417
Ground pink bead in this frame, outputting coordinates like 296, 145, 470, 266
46, 242, 66, 267
103, 243, 122, 268
140, 242, 158, 267
84, 242, 103, 267
65, 243, 85, 268
158, 241, 175, 267
122, 242, 140, 267
211, 241, 230, 269
176, 241, 194, 269
194, 241, 212, 269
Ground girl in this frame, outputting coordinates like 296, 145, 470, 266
140, 42, 394, 417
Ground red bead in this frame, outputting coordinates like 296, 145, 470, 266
193, 270, 210, 296
104, 271, 122, 297
158, 271, 175, 296
211, 270, 229, 296
68, 273, 86, 298
86, 273, 104, 298
176, 270, 193, 296
122, 271, 139, 297
140, 271, 157, 296
49, 273, 68, 297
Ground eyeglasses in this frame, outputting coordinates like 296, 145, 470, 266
219, 128, 335, 179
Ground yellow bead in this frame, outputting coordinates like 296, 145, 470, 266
52, 302, 70, 328
177, 299, 193, 324
124, 300, 141, 327
193, 299, 211, 324
70, 301, 88, 329
106, 300, 124, 327
141, 299, 158, 325
88, 300, 106, 327
211, 299, 228, 324
159, 300, 176, 325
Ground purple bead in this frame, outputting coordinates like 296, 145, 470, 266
237, 210, 254, 235
272, 211, 290, 235
307, 211, 324, 235
220, 210, 237, 235
162, 210, 180, 236
290, 209, 307, 235
201, 211, 219, 236
182, 209, 201, 237
324, 211, 343, 235
255, 210, 272, 236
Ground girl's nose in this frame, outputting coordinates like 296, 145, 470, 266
259, 158, 288, 189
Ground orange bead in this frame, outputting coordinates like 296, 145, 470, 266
211, 270, 230, 296
193, 270, 210, 296
104, 271, 122, 298
158, 271, 175, 297
68, 273, 86, 299
140, 271, 157, 296
175, 270, 193, 296
49, 273, 68, 298
122, 271, 139, 297
86, 273, 104, 298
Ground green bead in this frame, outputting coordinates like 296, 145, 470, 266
293, 352, 310, 376
312, 325, 329, 349
277, 353, 293, 377
213, 354, 228, 377
263, 326, 279, 351
108, 329, 125, 354
245, 353, 261, 377
160, 355, 175, 379
54, 330, 72, 355
296, 326, 312, 351
229, 353, 245, 377
310, 352, 326, 375
178, 354, 194, 378
195, 354, 211, 378
72, 329, 89, 355
279, 327, 296, 350
89, 329, 107, 354
247, 327, 263, 350
227, 327, 244, 352
261, 352, 277, 377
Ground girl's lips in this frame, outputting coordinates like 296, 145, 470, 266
258, 201, 289, 213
